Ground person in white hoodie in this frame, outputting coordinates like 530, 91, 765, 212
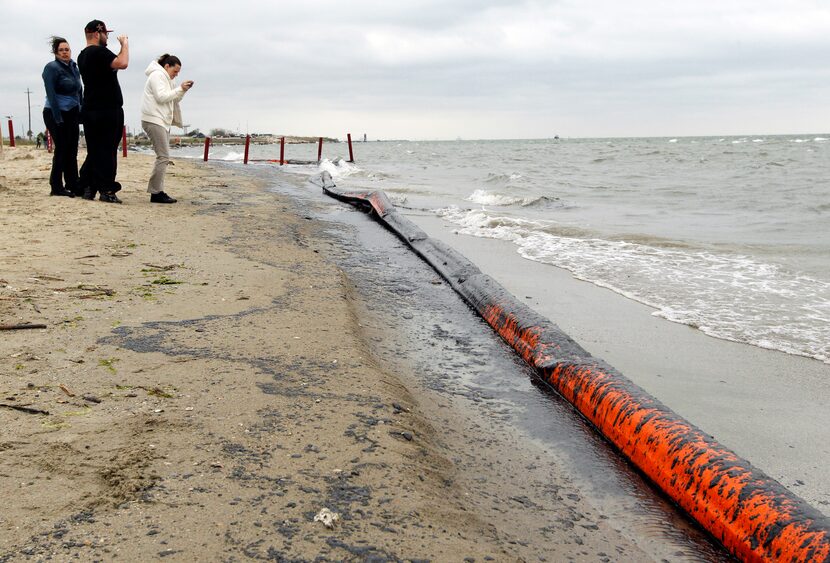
140, 54, 193, 203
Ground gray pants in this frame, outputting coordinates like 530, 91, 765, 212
142, 121, 170, 194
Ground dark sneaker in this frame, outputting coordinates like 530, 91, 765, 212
82, 187, 96, 200
50, 188, 75, 197
150, 192, 177, 204
74, 178, 88, 198
99, 192, 122, 204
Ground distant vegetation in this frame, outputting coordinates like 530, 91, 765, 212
8, 127, 339, 148
128, 128, 339, 147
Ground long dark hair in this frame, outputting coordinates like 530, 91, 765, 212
157, 54, 181, 67
49, 36, 68, 55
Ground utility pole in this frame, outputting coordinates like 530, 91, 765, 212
25, 88, 33, 139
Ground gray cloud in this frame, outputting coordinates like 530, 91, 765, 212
2, 0, 829, 139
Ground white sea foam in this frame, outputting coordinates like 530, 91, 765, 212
465, 189, 557, 207
815, 137, 828, 142
436, 206, 830, 364
483, 172, 524, 185
318, 158, 361, 179
467, 189, 525, 206
222, 151, 244, 161
438, 207, 544, 236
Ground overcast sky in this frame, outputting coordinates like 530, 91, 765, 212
2, 0, 829, 140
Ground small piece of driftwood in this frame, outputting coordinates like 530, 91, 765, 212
0, 404, 50, 415
0, 323, 47, 331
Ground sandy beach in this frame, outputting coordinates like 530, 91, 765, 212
0, 147, 665, 561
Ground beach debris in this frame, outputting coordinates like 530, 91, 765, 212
0, 323, 47, 331
142, 263, 177, 271
147, 387, 174, 398
82, 395, 101, 404
401, 432, 414, 441
313, 508, 340, 529
0, 403, 50, 415
59, 384, 76, 397
55, 284, 115, 298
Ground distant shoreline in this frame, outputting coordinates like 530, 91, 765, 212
135, 135, 340, 147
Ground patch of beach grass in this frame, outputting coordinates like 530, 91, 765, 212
99, 358, 120, 374
151, 276, 182, 285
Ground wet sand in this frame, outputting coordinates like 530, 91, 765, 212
1, 147, 659, 561
405, 212, 830, 516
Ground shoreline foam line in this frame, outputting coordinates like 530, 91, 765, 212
319, 176, 830, 563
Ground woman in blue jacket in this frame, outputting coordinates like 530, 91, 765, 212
42, 36, 83, 197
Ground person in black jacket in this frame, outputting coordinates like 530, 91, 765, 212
42, 36, 82, 197
77, 19, 129, 203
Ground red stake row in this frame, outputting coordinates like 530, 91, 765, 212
204, 134, 357, 165
9, 127, 356, 163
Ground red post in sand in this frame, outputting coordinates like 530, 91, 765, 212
280, 136, 285, 165
347, 133, 354, 163
8, 120, 15, 147
244, 135, 251, 164
317, 137, 323, 163
47, 130, 53, 153
121, 126, 128, 157
203, 137, 211, 161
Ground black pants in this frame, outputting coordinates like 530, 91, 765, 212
79, 107, 124, 197
42, 107, 80, 193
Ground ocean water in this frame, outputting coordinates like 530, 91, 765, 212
171, 135, 830, 365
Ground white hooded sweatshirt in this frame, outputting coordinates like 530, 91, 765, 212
140, 60, 186, 129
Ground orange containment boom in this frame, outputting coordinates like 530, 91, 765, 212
320, 176, 830, 563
